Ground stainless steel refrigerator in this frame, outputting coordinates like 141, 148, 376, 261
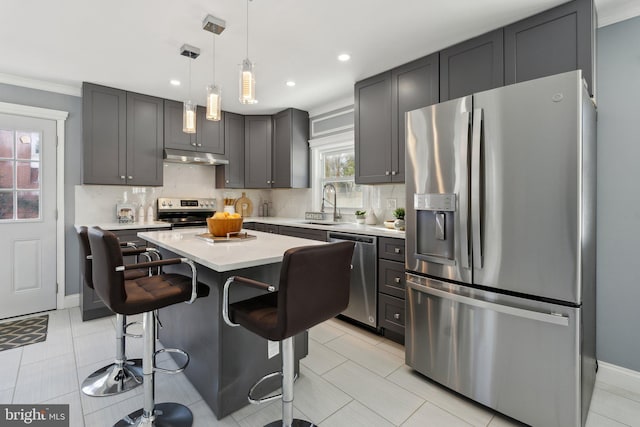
404, 70, 596, 427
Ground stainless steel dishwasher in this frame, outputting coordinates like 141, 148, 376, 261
328, 231, 377, 328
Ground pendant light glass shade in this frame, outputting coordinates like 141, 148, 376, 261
183, 100, 197, 133
239, 59, 257, 104
206, 85, 222, 120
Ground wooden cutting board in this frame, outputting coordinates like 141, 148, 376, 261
234, 192, 253, 217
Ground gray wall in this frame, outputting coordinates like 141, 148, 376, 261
596, 16, 640, 371
0, 83, 82, 296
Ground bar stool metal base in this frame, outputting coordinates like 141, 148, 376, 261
264, 419, 315, 427
81, 359, 143, 397
114, 402, 193, 427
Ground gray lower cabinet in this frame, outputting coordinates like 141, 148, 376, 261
272, 108, 310, 188
164, 100, 224, 154
80, 227, 169, 320
377, 237, 405, 344
254, 223, 279, 234
440, 29, 504, 101
216, 112, 245, 188
83, 83, 163, 186
355, 71, 392, 184
504, 0, 594, 95
278, 225, 327, 242
244, 116, 273, 189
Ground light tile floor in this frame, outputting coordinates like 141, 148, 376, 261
0, 308, 637, 426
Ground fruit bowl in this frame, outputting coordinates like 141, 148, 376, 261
207, 214, 243, 237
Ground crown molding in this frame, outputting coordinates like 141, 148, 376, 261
0, 72, 81, 97
597, 1, 640, 28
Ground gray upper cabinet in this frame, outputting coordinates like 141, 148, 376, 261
355, 71, 392, 184
504, 0, 594, 96
356, 55, 438, 184
164, 100, 224, 154
244, 115, 273, 189
83, 83, 163, 186
125, 92, 164, 186
216, 112, 245, 188
272, 108, 310, 188
391, 54, 439, 183
440, 29, 504, 101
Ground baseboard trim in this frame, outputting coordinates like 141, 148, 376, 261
62, 293, 80, 309
598, 360, 640, 381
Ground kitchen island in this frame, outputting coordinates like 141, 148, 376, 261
138, 228, 324, 419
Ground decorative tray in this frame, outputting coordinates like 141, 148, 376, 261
196, 231, 257, 243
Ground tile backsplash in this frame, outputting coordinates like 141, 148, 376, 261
75, 162, 406, 225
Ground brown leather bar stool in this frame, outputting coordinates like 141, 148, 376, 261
76, 225, 161, 396
222, 241, 355, 427
88, 227, 209, 427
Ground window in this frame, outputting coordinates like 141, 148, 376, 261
0, 128, 41, 221
310, 132, 362, 212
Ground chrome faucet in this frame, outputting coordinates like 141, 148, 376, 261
321, 183, 341, 221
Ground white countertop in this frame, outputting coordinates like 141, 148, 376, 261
138, 228, 325, 272
243, 217, 406, 239
75, 221, 172, 230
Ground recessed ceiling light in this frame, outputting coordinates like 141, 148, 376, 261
170, 79, 181, 86
338, 53, 351, 62
286, 81, 296, 87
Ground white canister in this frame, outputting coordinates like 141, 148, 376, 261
223, 205, 235, 214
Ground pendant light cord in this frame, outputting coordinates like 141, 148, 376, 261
212, 34, 216, 83
188, 56, 192, 100
246, 0, 249, 58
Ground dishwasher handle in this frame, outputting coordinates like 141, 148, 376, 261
328, 232, 376, 245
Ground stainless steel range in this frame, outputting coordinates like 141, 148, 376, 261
157, 197, 217, 228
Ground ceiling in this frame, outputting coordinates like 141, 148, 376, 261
0, 0, 637, 116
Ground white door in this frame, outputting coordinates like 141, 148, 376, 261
0, 113, 57, 319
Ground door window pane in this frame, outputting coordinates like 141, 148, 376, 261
16, 131, 40, 161
0, 160, 13, 189
17, 191, 39, 219
0, 192, 13, 219
16, 161, 39, 189
0, 130, 13, 158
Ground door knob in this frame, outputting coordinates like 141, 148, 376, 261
393, 313, 401, 320
394, 277, 401, 284
394, 248, 401, 254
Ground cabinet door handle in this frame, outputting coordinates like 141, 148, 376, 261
120, 175, 125, 180
191, 143, 196, 146
226, 180, 230, 184
393, 313, 401, 320
197, 143, 202, 147
267, 180, 271, 184
394, 277, 401, 284
385, 171, 390, 176
394, 248, 401, 254
128, 176, 133, 180
391, 171, 397, 175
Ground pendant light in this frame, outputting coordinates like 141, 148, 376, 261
203, 15, 226, 121
239, 0, 257, 104
180, 44, 200, 133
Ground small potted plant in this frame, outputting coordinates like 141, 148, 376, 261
354, 210, 367, 224
393, 207, 405, 230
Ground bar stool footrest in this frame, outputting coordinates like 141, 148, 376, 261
124, 320, 143, 338
248, 371, 299, 405
154, 348, 189, 374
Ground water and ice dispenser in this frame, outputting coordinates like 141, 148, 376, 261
414, 193, 456, 263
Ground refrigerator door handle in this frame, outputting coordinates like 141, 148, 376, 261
459, 111, 471, 270
406, 280, 570, 326
471, 108, 483, 268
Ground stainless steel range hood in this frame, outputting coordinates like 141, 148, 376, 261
163, 148, 229, 165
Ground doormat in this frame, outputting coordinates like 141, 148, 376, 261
0, 315, 48, 352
